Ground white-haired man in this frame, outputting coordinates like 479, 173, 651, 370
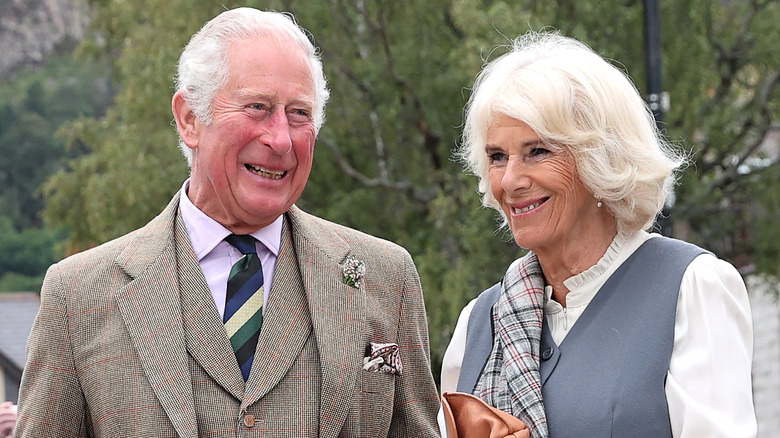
16, 8, 440, 437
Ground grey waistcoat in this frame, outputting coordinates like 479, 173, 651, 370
457, 237, 707, 437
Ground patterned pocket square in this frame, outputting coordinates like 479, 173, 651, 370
362, 342, 403, 375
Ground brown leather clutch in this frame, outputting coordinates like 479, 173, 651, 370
441, 392, 530, 438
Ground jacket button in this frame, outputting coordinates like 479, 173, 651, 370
243, 414, 256, 428
541, 347, 554, 360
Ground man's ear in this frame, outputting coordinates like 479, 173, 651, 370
172, 90, 200, 150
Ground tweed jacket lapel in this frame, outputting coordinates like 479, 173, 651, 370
114, 193, 198, 438
285, 205, 367, 437
175, 211, 246, 399
242, 213, 314, 406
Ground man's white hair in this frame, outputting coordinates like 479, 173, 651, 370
173, 8, 330, 166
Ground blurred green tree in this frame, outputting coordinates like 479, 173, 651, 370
0, 48, 112, 292
0, 217, 65, 292
41, 0, 780, 380
0, 51, 111, 230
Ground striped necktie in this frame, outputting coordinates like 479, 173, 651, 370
224, 234, 264, 381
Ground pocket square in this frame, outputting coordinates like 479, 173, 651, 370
362, 342, 403, 375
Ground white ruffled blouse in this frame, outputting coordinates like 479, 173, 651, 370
439, 230, 757, 437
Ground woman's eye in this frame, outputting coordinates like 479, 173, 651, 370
488, 152, 507, 164
529, 147, 551, 157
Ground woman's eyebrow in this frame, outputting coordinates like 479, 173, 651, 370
485, 139, 545, 150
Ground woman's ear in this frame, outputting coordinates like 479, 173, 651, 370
172, 90, 200, 150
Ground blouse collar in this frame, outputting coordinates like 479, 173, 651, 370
543, 231, 631, 309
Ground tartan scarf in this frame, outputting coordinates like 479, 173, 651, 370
475, 251, 549, 438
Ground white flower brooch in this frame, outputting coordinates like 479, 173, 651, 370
342, 255, 366, 288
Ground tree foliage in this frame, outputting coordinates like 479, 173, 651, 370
661, 0, 780, 274
0, 216, 66, 292
41, 0, 780, 379
0, 48, 111, 230
0, 42, 113, 292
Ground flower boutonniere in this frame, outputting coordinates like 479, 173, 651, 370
342, 255, 366, 288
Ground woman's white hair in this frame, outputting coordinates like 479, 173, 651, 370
174, 8, 330, 165
459, 30, 685, 233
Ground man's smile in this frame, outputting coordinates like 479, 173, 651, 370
245, 163, 286, 180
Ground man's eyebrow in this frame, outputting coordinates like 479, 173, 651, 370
235, 89, 272, 100
235, 89, 314, 107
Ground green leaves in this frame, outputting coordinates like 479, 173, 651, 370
0, 217, 65, 293
14, 0, 779, 374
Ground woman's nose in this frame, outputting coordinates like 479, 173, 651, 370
501, 159, 532, 192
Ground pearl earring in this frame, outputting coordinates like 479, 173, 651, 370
595, 196, 603, 208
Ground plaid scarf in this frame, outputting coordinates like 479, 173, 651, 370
475, 251, 549, 438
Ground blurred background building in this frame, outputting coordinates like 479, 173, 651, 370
0, 292, 39, 404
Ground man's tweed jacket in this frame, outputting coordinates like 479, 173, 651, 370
16, 192, 441, 437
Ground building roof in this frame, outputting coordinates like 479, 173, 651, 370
0, 292, 40, 372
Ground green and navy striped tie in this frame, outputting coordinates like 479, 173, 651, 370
224, 234, 264, 381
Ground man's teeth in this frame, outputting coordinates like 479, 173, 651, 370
246, 164, 285, 179
514, 202, 542, 214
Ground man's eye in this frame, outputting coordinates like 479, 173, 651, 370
249, 103, 266, 111
288, 108, 312, 123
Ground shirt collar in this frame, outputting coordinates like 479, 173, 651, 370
178, 179, 283, 261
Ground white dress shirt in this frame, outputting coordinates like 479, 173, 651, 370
178, 180, 282, 318
440, 231, 757, 437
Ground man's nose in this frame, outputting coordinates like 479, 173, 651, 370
262, 108, 293, 154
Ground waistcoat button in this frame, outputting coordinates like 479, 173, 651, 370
541, 347, 554, 360
243, 414, 256, 428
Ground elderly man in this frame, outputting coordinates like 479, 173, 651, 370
15, 8, 440, 437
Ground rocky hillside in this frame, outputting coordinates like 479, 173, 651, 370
0, 0, 87, 77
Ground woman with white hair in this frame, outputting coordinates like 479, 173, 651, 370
440, 31, 756, 438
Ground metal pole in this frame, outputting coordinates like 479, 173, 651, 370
643, 0, 673, 236
644, 0, 665, 125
